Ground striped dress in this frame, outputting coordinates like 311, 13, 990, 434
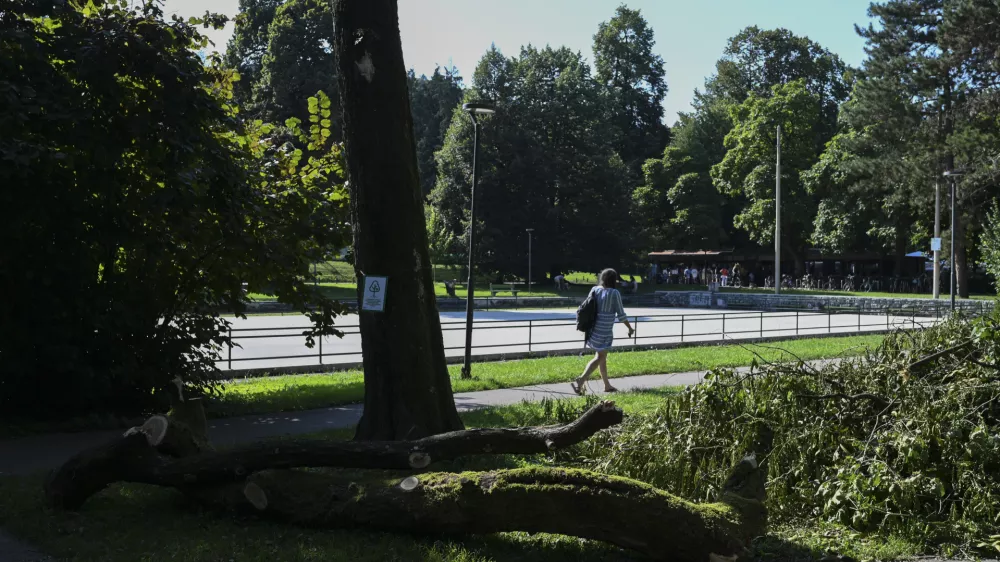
586, 286, 628, 351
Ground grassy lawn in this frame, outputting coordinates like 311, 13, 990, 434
211, 334, 883, 418
252, 281, 651, 302
0, 387, 921, 562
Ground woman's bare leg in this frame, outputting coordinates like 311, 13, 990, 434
577, 352, 601, 383
596, 351, 616, 390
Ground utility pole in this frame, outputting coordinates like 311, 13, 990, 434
950, 178, 957, 311
942, 168, 965, 311
775, 125, 781, 296
525, 228, 534, 293
933, 181, 940, 299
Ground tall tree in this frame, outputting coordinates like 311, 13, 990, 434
332, 0, 463, 440
593, 4, 669, 171
803, 76, 928, 273
633, 94, 733, 251
712, 80, 826, 274
637, 27, 850, 255
408, 67, 463, 195
223, 0, 282, 109
431, 45, 631, 278
254, 0, 339, 136
848, 0, 1000, 295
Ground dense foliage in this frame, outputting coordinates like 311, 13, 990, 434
431, 45, 635, 278
632, 26, 851, 259
224, 2, 461, 196
582, 312, 1000, 555
0, 1, 349, 419
428, 6, 669, 279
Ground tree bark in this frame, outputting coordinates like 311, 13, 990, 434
45, 399, 769, 559
242, 462, 767, 562
44, 412, 210, 510
332, 0, 462, 439
44, 402, 622, 509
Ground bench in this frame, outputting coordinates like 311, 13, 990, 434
489, 283, 521, 297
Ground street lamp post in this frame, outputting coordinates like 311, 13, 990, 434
943, 168, 965, 312
525, 228, 534, 293
461, 101, 495, 379
775, 125, 782, 295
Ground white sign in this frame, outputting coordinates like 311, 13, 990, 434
931, 237, 942, 252
362, 276, 388, 312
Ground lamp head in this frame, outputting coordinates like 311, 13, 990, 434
462, 101, 496, 115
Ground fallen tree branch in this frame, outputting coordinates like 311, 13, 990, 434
242, 460, 767, 562
44, 399, 769, 560
907, 339, 974, 371
45, 401, 624, 509
796, 392, 892, 410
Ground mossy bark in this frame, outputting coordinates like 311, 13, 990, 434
244, 466, 766, 562
44, 402, 623, 508
44, 400, 768, 560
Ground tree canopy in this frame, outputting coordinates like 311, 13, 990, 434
0, 0, 349, 419
431, 45, 634, 278
593, 4, 670, 172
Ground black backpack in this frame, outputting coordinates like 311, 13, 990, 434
576, 290, 598, 334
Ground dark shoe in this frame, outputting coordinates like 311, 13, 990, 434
603, 386, 619, 393
570, 380, 586, 395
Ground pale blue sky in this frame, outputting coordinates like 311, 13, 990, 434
172, 0, 876, 124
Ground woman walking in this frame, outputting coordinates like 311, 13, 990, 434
571, 268, 634, 395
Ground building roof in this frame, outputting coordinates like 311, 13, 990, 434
647, 249, 733, 258
648, 248, 926, 262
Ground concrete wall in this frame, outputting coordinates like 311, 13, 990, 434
655, 290, 993, 314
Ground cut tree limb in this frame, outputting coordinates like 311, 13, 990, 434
45, 401, 623, 509
242, 461, 767, 562
46, 402, 212, 510
44, 399, 768, 560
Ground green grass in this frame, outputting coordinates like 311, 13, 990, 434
250, 281, 660, 303
0, 391, 674, 562
211, 334, 883, 418
0, 388, 924, 562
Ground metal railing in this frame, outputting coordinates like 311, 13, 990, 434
219, 301, 979, 371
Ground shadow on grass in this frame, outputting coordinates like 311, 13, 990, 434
747, 535, 824, 561
207, 379, 366, 418
0, 472, 649, 562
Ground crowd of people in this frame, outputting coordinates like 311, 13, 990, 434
650, 263, 759, 287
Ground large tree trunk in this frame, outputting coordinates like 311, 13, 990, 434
332, 0, 462, 439
44, 400, 768, 559
44, 402, 624, 509
242, 463, 766, 562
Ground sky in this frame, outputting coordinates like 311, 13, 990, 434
167, 0, 876, 125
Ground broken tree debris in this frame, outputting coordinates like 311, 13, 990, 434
44, 400, 768, 562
